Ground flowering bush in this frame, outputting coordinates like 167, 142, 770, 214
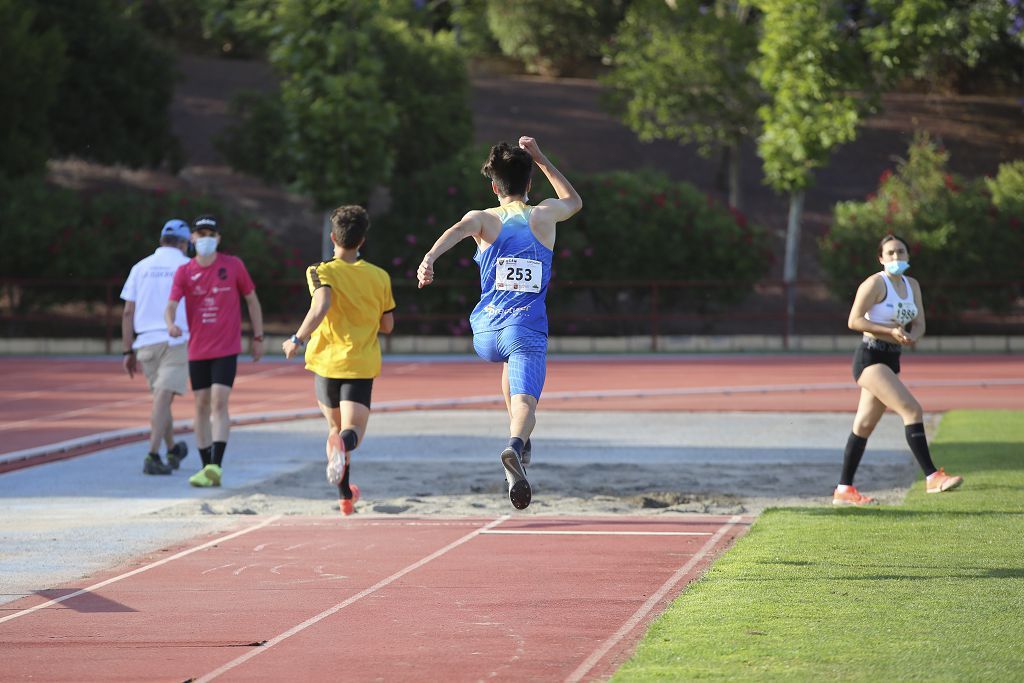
820, 134, 1024, 320
0, 176, 296, 315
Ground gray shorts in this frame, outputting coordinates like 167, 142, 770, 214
136, 342, 188, 395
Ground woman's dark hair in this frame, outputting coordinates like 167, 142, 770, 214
480, 142, 533, 197
877, 233, 909, 256
330, 205, 369, 249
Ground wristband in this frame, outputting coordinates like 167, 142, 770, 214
123, 350, 135, 355
252, 335, 264, 342
289, 334, 304, 347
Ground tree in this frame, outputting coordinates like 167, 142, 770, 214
485, 0, 626, 76
754, 0, 874, 338
32, 0, 180, 168
0, 0, 65, 179
604, 0, 761, 210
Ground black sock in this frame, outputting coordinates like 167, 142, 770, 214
840, 433, 868, 486
524, 438, 532, 452
212, 441, 227, 467
148, 451, 161, 461
199, 446, 212, 467
341, 429, 359, 452
507, 437, 524, 455
905, 423, 937, 476
338, 462, 353, 499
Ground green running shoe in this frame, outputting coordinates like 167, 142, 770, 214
188, 464, 222, 487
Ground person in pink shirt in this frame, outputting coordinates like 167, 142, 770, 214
165, 215, 264, 488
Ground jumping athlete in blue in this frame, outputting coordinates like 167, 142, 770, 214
417, 136, 582, 510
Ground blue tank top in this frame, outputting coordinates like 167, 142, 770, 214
469, 201, 553, 335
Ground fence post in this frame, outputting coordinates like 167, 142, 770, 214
650, 282, 660, 352
105, 280, 114, 355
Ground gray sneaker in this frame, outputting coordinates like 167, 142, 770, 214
166, 441, 188, 470
143, 454, 173, 475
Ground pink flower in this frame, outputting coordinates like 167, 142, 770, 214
653, 192, 666, 208
405, 234, 417, 245
392, 257, 404, 266
426, 214, 436, 226
405, 269, 415, 279
447, 186, 458, 196
879, 169, 893, 185
559, 248, 572, 259
583, 247, 594, 257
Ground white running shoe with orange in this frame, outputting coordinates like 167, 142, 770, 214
926, 468, 963, 493
832, 486, 878, 506
326, 433, 348, 486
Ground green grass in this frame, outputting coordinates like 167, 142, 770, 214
613, 410, 1024, 682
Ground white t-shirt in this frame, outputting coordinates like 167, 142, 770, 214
120, 246, 190, 349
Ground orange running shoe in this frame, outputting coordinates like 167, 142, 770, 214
326, 433, 348, 485
832, 486, 878, 506
926, 468, 963, 493
339, 484, 360, 516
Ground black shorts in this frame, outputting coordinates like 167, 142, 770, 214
314, 375, 373, 409
852, 341, 901, 382
189, 355, 238, 391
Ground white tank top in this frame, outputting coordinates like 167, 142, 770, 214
866, 273, 917, 328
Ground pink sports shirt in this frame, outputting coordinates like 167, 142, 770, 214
169, 253, 256, 361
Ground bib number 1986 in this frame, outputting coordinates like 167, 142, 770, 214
495, 257, 542, 292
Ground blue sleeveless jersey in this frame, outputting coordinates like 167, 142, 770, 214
469, 201, 552, 335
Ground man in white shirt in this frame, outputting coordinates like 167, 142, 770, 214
120, 219, 193, 475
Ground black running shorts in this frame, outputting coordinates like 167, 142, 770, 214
189, 355, 238, 391
852, 342, 901, 382
314, 375, 373, 409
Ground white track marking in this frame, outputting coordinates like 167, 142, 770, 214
194, 516, 509, 682
0, 516, 281, 625
480, 530, 712, 536
564, 515, 742, 683
201, 564, 236, 576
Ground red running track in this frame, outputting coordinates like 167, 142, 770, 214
2, 354, 1023, 459
0, 515, 751, 682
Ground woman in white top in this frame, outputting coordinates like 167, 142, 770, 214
833, 234, 963, 505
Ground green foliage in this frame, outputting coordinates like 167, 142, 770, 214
754, 0, 873, 192
860, 0, 1023, 88
448, 0, 501, 56
32, 0, 180, 169
0, 0, 65, 179
121, 0, 268, 58
820, 134, 1024, 317
603, 0, 761, 156
561, 170, 772, 309
214, 0, 471, 209
0, 177, 296, 315
485, 0, 625, 76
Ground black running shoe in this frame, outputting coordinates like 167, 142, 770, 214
143, 454, 173, 475
500, 447, 532, 510
166, 441, 188, 470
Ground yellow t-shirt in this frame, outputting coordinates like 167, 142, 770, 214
304, 258, 396, 379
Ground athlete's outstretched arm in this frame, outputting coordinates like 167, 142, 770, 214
417, 211, 485, 289
282, 287, 331, 359
519, 136, 582, 221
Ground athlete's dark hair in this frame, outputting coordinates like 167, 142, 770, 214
159, 235, 187, 247
877, 233, 909, 257
480, 141, 533, 197
331, 205, 369, 249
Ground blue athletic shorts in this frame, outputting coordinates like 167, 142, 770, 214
472, 326, 548, 400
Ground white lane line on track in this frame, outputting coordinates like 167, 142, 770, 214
194, 515, 510, 683
564, 515, 743, 683
0, 515, 281, 625
480, 530, 713, 536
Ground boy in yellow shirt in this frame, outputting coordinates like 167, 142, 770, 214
282, 205, 395, 515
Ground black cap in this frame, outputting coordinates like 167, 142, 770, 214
193, 215, 219, 232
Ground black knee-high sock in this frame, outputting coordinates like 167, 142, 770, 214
338, 464, 353, 499
905, 423, 937, 476
840, 433, 868, 486
341, 429, 359, 452
212, 441, 227, 467
199, 446, 213, 467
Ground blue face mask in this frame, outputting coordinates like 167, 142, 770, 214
885, 260, 910, 275
194, 236, 218, 257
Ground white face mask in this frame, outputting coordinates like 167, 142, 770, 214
194, 236, 218, 257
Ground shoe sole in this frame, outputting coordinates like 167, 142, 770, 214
143, 467, 172, 475
326, 449, 347, 486
927, 478, 963, 493
500, 447, 531, 510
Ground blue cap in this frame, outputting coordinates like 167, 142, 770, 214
161, 219, 191, 240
